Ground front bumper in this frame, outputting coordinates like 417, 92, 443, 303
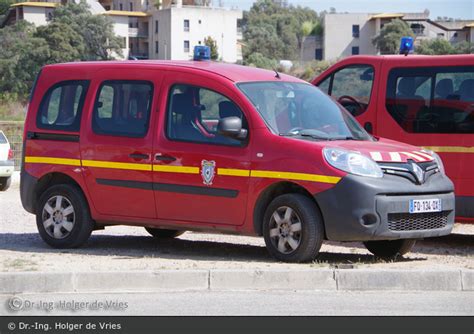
314, 172, 455, 241
0, 160, 14, 177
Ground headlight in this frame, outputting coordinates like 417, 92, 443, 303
422, 149, 445, 174
323, 147, 383, 178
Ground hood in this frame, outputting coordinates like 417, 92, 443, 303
326, 138, 434, 163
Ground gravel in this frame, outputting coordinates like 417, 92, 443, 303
1, 174, 472, 272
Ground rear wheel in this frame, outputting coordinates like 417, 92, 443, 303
145, 227, 185, 239
0, 176, 11, 191
36, 184, 93, 248
364, 239, 416, 259
263, 194, 324, 263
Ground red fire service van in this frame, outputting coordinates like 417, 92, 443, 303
21, 50, 455, 262
311, 54, 473, 223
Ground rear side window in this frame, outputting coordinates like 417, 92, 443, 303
386, 66, 474, 134
37, 81, 88, 131
92, 81, 153, 137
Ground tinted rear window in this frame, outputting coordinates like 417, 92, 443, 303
386, 66, 474, 134
0, 132, 7, 144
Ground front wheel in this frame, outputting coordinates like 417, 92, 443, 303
36, 184, 93, 248
0, 176, 11, 191
364, 239, 416, 259
263, 194, 324, 263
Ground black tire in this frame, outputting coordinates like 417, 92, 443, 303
263, 194, 324, 263
0, 176, 11, 191
364, 239, 416, 259
36, 184, 93, 248
145, 227, 185, 239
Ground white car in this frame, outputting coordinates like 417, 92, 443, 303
0, 131, 14, 191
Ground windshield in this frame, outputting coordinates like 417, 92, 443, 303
238, 82, 372, 141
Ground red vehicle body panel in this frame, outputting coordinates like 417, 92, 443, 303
21, 60, 454, 239
312, 55, 474, 223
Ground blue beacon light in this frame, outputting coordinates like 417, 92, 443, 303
193, 45, 211, 61
399, 36, 414, 56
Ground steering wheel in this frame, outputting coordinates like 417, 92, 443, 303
338, 95, 364, 116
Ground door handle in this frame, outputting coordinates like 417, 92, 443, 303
129, 153, 150, 160
155, 154, 176, 162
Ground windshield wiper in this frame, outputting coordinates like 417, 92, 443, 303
279, 132, 329, 140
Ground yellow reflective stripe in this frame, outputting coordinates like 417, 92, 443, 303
217, 168, 251, 177
250, 170, 341, 184
25, 156, 340, 184
25, 156, 81, 166
82, 159, 152, 171
153, 165, 199, 174
424, 146, 474, 153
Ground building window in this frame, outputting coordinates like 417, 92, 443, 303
315, 48, 323, 60
119, 3, 123, 10
410, 23, 425, 36
155, 41, 159, 54
352, 46, 359, 55
453, 32, 458, 37
122, 37, 127, 48
437, 33, 445, 38
155, 20, 158, 33
198, 20, 201, 24
129, 2, 133, 10
184, 19, 190, 32
184, 40, 190, 52
352, 25, 360, 38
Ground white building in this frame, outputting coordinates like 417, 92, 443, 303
1, 0, 243, 63
305, 12, 474, 61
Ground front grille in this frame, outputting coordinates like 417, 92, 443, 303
388, 211, 449, 231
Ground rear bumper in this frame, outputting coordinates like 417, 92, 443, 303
20, 170, 38, 214
0, 160, 14, 177
314, 172, 455, 241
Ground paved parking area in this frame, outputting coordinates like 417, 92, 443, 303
1, 174, 473, 272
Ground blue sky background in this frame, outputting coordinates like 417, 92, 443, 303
223, 0, 474, 20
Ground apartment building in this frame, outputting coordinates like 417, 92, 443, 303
1, 0, 242, 62
306, 12, 474, 61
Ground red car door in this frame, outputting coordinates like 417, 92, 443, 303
80, 68, 162, 219
152, 70, 251, 226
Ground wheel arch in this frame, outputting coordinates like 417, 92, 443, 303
252, 181, 326, 238
34, 172, 86, 214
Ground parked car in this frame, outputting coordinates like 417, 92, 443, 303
0, 130, 14, 191
21, 55, 454, 262
311, 55, 474, 223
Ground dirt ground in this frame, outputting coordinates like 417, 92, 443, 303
1, 174, 472, 272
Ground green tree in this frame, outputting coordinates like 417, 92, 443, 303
0, 21, 50, 98
245, 52, 278, 70
242, 0, 319, 65
204, 36, 218, 60
35, 22, 85, 63
300, 20, 314, 61
372, 19, 414, 54
416, 39, 473, 55
0, 0, 14, 18
52, 2, 122, 60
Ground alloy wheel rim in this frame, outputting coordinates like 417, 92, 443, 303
269, 206, 302, 254
42, 195, 75, 239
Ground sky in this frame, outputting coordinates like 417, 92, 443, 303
222, 0, 474, 20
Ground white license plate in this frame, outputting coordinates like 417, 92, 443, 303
409, 199, 442, 213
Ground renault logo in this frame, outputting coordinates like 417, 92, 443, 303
411, 162, 425, 184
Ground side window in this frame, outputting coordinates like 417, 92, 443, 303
93, 81, 153, 137
166, 84, 247, 146
330, 65, 374, 116
386, 67, 474, 133
37, 81, 88, 131
317, 76, 330, 94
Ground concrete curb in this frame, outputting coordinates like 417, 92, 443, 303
0, 269, 472, 294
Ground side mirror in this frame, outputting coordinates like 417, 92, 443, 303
217, 116, 247, 140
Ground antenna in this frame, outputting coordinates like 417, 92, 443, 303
273, 68, 281, 79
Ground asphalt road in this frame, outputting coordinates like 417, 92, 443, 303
1, 290, 473, 316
